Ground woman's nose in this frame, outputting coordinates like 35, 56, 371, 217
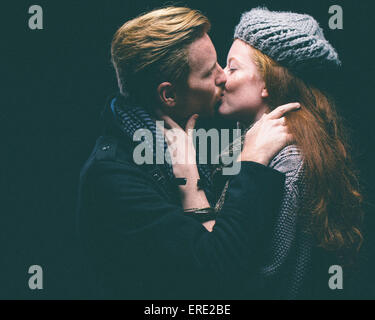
216, 64, 227, 87
223, 65, 229, 76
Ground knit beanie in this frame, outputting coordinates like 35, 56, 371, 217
234, 7, 341, 75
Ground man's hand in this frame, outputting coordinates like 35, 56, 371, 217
239, 103, 301, 166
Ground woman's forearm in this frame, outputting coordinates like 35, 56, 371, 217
176, 167, 210, 210
175, 166, 214, 231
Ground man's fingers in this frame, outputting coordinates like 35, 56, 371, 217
268, 103, 300, 119
274, 117, 287, 126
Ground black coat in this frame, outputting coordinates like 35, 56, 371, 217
77, 100, 285, 299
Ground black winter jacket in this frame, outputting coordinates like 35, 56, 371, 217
77, 99, 285, 299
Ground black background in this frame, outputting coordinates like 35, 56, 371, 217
2, 0, 375, 299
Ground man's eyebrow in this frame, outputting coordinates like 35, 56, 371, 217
205, 61, 217, 74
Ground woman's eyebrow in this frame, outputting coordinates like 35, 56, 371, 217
227, 57, 237, 65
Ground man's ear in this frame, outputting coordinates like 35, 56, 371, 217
157, 82, 177, 108
261, 87, 269, 98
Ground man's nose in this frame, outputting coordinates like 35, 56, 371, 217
216, 64, 227, 87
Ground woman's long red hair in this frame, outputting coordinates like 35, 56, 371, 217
252, 48, 363, 263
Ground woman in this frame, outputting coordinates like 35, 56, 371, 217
163, 8, 363, 299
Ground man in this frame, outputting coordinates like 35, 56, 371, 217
77, 7, 297, 299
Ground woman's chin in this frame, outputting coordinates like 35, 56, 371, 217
217, 104, 233, 118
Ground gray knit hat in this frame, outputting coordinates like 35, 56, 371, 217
234, 7, 341, 74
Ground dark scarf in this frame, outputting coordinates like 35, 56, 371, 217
110, 96, 215, 204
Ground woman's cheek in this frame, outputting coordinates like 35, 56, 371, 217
225, 75, 240, 95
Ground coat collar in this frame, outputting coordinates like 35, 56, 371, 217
101, 94, 215, 205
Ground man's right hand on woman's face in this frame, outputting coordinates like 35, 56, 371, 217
239, 102, 301, 166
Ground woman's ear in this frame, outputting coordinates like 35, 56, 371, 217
157, 82, 177, 108
261, 87, 269, 98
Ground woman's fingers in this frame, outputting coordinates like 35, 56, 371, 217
155, 109, 181, 129
156, 121, 177, 147
156, 121, 171, 143
268, 102, 300, 119
162, 114, 181, 130
185, 114, 199, 135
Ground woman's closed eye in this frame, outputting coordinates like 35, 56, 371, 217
227, 64, 237, 73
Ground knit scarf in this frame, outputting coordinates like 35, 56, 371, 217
110, 96, 214, 200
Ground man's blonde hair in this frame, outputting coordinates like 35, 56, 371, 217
111, 7, 211, 104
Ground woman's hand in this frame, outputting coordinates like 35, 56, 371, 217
157, 112, 210, 212
157, 112, 199, 179
240, 103, 300, 166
